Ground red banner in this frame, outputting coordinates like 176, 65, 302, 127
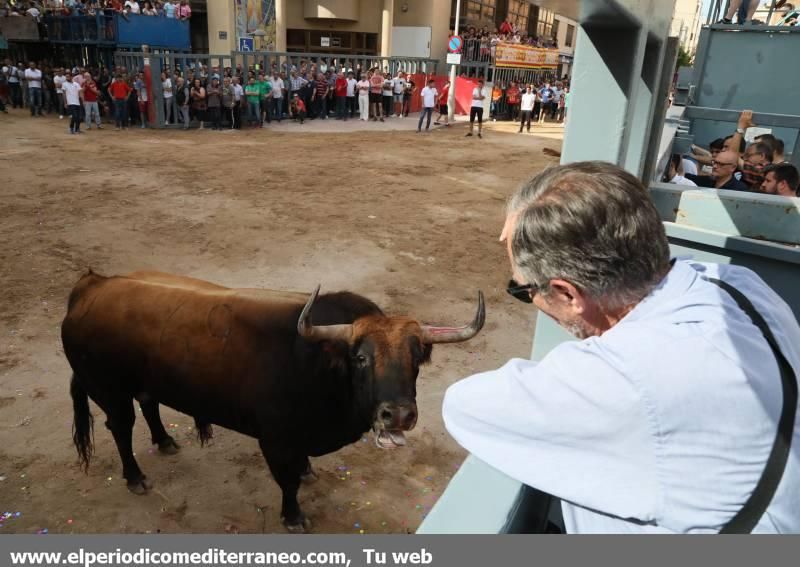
494, 42, 559, 70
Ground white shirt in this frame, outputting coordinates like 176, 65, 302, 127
382, 79, 394, 96
54, 74, 66, 94
162, 78, 173, 98
393, 78, 406, 94
443, 260, 800, 533
232, 83, 244, 101
681, 158, 699, 176
125, 1, 141, 14
520, 92, 536, 111
357, 79, 370, 95
471, 87, 486, 108
270, 77, 284, 98
24, 68, 42, 89
421, 86, 437, 108
62, 81, 82, 106
669, 174, 698, 187
346, 78, 357, 97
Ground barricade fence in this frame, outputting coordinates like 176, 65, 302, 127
112, 49, 560, 128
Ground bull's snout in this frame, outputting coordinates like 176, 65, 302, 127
376, 402, 418, 431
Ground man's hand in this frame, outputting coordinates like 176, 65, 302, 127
738, 109, 755, 131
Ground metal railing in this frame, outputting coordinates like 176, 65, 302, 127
43, 13, 117, 44
705, 0, 798, 26
233, 51, 439, 78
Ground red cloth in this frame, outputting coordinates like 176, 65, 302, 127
499, 21, 513, 34
83, 81, 99, 102
108, 80, 131, 101
335, 77, 347, 97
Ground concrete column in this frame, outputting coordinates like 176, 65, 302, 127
275, 0, 287, 52
381, 0, 394, 57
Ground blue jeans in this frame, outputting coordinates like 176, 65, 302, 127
29, 87, 42, 115
418, 107, 433, 130
113, 99, 127, 128
248, 101, 260, 124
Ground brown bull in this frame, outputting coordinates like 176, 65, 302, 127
62, 270, 484, 531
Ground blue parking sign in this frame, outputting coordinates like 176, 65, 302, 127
239, 37, 254, 52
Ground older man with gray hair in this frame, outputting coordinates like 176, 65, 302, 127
443, 161, 800, 533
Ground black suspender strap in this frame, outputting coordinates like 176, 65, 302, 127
707, 278, 798, 533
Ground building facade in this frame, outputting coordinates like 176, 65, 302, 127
552, 13, 576, 78
670, 0, 702, 55
205, 0, 565, 66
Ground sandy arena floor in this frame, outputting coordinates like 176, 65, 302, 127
0, 109, 562, 534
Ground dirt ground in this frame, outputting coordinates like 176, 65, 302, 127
0, 110, 561, 534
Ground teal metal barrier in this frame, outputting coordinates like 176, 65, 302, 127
419, 0, 800, 534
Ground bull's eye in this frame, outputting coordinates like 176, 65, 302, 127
355, 354, 369, 368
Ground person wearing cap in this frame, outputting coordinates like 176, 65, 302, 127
290, 92, 306, 124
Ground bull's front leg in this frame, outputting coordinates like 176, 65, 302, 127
258, 439, 311, 533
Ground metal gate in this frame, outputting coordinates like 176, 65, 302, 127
114, 49, 439, 128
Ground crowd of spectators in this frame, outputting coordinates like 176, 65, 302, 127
458, 17, 558, 63
1, 0, 191, 19
0, 58, 439, 131
664, 110, 799, 198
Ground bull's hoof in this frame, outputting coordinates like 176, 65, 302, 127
301, 466, 319, 484
126, 476, 153, 495
283, 516, 312, 534
158, 437, 180, 455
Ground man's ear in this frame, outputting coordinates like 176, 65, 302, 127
546, 279, 587, 314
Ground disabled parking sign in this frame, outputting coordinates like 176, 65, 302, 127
239, 37, 254, 52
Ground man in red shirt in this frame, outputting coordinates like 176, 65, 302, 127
108, 74, 132, 130
435, 80, 450, 126
505, 81, 521, 122
82, 72, 102, 130
369, 69, 385, 122
334, 71, 348, 120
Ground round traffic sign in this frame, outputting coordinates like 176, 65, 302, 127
448, 35, 463, 53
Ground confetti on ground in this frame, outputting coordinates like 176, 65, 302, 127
381, 521, 387, 526
425, 476, 433, 481
67, 519, 73, 525
354, 523, 360, 528
0, 476, 5, 481
37, 528, 48, 535
107, 477, 113, 481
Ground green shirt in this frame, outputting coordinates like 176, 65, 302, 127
245, 84, 261, 104
257, 80, 272, 99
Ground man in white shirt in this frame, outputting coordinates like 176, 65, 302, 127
665, 154, 698, 186
24, 62, 43, 116
161, 72, 173, 124
345, 71, 357, 119
466, 78, 486, 139
269, 71, 284, 123
443, 161, 800, 533
53, 68, 66, 119
62, 72, 84, 135
4, 59, 22, 108
417, 79, 438, 133
392, 72, 406, 117
231, 76, 244, 129
518, 84, 536, 133
125, 0, 141, 14
381, 74, 394, 119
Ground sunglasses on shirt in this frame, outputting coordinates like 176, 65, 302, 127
506, 279, 538, 304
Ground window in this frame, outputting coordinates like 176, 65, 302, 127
467, 0, 496, 23
565, 24, 575, 47
508, 0, 530, 31
552, 18, 560, 39
535, 7, 555, 39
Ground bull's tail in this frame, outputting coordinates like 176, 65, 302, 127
71, 374, 94, 472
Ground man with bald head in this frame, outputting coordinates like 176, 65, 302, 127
685, 149, 749, 191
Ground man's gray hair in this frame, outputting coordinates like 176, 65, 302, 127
509, 161, 670, 308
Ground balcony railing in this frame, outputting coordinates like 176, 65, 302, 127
43, 13, 190, 50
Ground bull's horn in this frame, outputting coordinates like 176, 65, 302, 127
421, 291, 485, 344
297, 285, 353, 342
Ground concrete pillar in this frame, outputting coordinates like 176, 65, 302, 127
381, 0, 394, 57
275, 0, 287, 52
